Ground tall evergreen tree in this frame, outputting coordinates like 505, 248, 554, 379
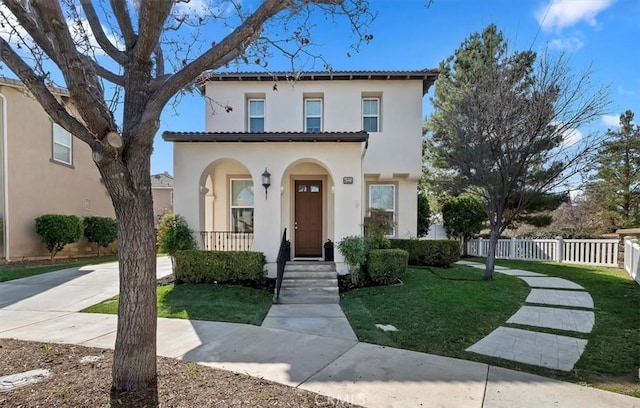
427, 24, 608, 279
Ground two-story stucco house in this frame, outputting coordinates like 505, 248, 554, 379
0, 77, 115, 260
164, 70, 436, 277
151, 171, 174, 226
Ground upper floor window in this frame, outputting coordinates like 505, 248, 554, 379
52, 123, 72, 165
362, 98, 380, 132
305, 98, 322, 132
248, 99, 265, 132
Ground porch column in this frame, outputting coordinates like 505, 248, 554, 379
252, 166, 282, 276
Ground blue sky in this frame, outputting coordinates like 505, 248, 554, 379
128, 1, 640, 174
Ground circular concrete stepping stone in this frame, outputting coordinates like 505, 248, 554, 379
506, 305, 595, 333
526, 289, 594, 309
519, 277, 584, 290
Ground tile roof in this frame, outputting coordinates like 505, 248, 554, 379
162, 131, 369, 143
151, 172, 173, 188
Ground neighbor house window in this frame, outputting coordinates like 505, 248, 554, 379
362, 98, 379, 132
305, 98, 322, 132
248, 99, 265, 132
368, 184, 395, 236
231, 179, 254, 233
52, 123, 72, 165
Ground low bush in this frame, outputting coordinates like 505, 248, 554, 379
157, 213, 197, 255
337, 235, 368, 285
174, 250, 266, 284
83, 216, 117, 255
35, 214, 84, 260
367, 249, 408, 285
389, 239, 460, 267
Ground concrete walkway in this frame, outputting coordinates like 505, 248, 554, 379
0, 259, 637, 407
462, 261, 596, 372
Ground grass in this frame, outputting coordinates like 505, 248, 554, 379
341, 260, 640, 397
0, 255, 118, 282
83, 283, 273, 325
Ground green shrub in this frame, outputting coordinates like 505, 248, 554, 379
363, 209, 392, 250
157, 213, 197, 255
174, 250, 266, 284
367, 249, 408, 285
35, 214, 84, 260
83, 216, 117, 255
389, 239, 460, 267
337, 235, 368, 285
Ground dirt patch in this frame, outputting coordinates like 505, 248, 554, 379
0, 339, 360, 407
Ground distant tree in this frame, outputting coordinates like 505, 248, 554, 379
35, 214, 84, 260
427, 24, 608, 279
508, 191, 567, 229
417, 190, 431, 237
83, 217, 117, 256
587, 110, 640, 229
442, 194, 486, 255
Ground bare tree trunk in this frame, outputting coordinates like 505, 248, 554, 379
484, 225, 500, 280
110, 187, 157, 392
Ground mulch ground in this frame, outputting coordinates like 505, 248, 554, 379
0, 339, 359, 407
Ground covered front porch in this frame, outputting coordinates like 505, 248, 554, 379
166, 131, 368, 277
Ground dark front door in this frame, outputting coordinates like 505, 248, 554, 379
295, 180, 323, 257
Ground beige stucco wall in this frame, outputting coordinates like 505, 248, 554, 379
152, 187, 173, 225
203, 79, 424, 179
174, 142, 364, 276
0, 85, 115, 260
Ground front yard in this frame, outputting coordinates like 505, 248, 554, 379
83, 283, 273, 325
340, 261, 640, 397
0, 255, 118, 283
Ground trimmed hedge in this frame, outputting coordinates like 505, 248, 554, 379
35, 214, 84, 260
367, 249, 408, 285
389, 239, 460, 267
174, 250, 266, 284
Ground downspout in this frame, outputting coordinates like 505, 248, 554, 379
0, 93, 9, 261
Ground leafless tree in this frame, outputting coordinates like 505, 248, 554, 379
0, 0, 374, 398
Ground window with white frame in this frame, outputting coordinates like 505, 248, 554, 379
362, 98, 380, 132
230, 179, 254, 233
368, 184, 395, 236
305, 98, 322, 132
52, 123, 72, 165
248, 99, 265, 132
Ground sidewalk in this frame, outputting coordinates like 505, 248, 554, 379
0, 260, 638, 407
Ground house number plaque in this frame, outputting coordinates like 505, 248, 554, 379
343, 177, 353, 184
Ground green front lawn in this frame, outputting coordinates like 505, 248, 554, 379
341, 261, 640, 397
83, 283, 273, 326
0, 255, 118, 283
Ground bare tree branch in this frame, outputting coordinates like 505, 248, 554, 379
0, 36, 97, 146
94, 62, 125, 85
80, 0, 126, 64
154, 44, 164, 76
110, 0, 136, 50
2, 0, 60, 65
133, 0, 173, 62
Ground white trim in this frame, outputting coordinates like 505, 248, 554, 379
362, 97, 380, 132
0, 93, 9, 261
304, 98, 323, 132
247, 98, 265, 132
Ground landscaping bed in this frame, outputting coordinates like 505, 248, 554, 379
0, 339, 353, 407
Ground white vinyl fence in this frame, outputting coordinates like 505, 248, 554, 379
623, 238, 640, 285
467, 237, 619, 267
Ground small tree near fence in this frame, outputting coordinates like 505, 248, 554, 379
157, 214, 197, 272
35, 214, 84, 261
83, 217, 117, 256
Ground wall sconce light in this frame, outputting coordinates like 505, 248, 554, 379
261, 168, 271, 199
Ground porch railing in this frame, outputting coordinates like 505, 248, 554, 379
200, 231, 253, 251
275, 228, 288, 302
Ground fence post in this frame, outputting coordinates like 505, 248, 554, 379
479, 238, 484, 257
510, 238, 516, 259
555, 236, 564, 263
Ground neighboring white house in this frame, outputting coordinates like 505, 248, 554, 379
164, 70, 437, 276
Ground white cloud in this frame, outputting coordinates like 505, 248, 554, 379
536, 0, 614, 31
549, 35, 584, 52
602, 114, 621, 127
562, 127, 583, 147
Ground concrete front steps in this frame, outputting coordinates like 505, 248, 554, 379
275, 261, 339, 304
